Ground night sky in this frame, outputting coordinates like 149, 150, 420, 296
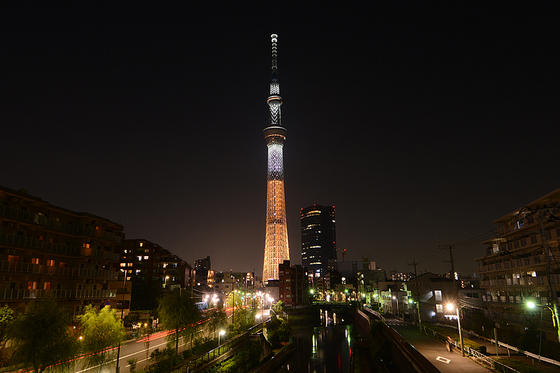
2, 2, 558, 277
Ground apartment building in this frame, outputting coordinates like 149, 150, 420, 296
121, 239, 193, 310
279, 260, 309, 308
477, 188, 560, 339
0, 186, 124, 315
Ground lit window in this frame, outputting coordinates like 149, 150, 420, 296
434, 290, 442, 302
144, 256, 149, 260
436, 304, 443, 313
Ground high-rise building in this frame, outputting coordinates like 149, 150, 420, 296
263, 34, 289, 282
301, 205, 337, 279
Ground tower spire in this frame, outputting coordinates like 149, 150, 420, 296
263, 34, 289, 283
268, 34, 282, 126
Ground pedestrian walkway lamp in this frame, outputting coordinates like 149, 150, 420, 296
218, 329, 226, 346
115, 268, 127, 373
446, 303, 464, 356
409, 298, 422, 331
527, 301, 560, 354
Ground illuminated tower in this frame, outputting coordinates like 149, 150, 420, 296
263, 34, 289, 282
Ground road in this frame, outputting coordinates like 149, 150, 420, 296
74, 329, 193, 373
73, 308, 271, 373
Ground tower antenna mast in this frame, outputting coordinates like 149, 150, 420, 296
263, 34, 290, 283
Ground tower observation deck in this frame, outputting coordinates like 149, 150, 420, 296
263, 34, 289, 283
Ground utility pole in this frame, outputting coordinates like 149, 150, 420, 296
534, 205, 560, 343
440, 245, 458, 298
408, 258, 422, 331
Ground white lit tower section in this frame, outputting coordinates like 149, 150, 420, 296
263, 34, 289, 283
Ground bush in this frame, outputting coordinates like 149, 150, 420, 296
128, 358, 138, 373
265, 318, 292, 348
146, 347, 183, 373
206, 341, 263, 373
495, 358, 547, 373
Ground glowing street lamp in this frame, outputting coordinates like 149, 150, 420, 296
164, 275, 170, 289
218, 329, 226, 346
446, 303, 464, 356
527, 301, 560, 350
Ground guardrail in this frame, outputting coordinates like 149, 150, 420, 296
435, 323, 560, 368
164, 322, 267, 373
423, 326, 519, 373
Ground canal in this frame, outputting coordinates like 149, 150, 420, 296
279, 309, 356, 372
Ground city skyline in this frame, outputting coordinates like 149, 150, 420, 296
2, 3, 558, 276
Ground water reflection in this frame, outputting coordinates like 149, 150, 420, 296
281, 310, 353, 372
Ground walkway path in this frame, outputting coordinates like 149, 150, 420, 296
389, 319, 492, 373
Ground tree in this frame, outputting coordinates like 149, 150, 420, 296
140, 322, 153, 362
157, 290, 201, 354
78, 305, 125, 372
6, 297, 79, 373
0, 305, 14, 367
232, 308, 255, 334
206, 308, 228, 341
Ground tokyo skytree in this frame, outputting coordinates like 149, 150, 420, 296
263, 34, 289, 282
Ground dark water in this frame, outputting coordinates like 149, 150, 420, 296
281, 311, 354, 372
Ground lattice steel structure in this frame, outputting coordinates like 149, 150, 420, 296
263, 34, 290, 282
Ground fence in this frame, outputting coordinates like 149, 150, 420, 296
423, 326, 520, 373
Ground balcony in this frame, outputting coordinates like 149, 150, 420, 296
0, 205, 122, 243
0, 260, 119, 280
0, 288, 116, 300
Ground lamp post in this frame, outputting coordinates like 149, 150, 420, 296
392, 295, 399, 319
218, 329, 225, 346
527, 301, 559, 366
164, 275, 170, 289
446, 303, 464, 356
115, 269, 127, 373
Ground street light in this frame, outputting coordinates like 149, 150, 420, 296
446, 303, 464, 356
218, 329, 226, 346
527, 301, 560, 365
392, 295, 399, 319
409, 298, 422, 331
115, 268, 127, 373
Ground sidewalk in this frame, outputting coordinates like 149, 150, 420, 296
439, 325, 560, 373
392, 323, 492, 373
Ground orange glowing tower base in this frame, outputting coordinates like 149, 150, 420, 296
263, 34, 289, 283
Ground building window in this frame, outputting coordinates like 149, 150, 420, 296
43, 282, 51, 290
31, 258, 39, 264
436, 304, 443, 313
434, 290, 442, 302
46, 260, 55, 266
28, 281, 37, 289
